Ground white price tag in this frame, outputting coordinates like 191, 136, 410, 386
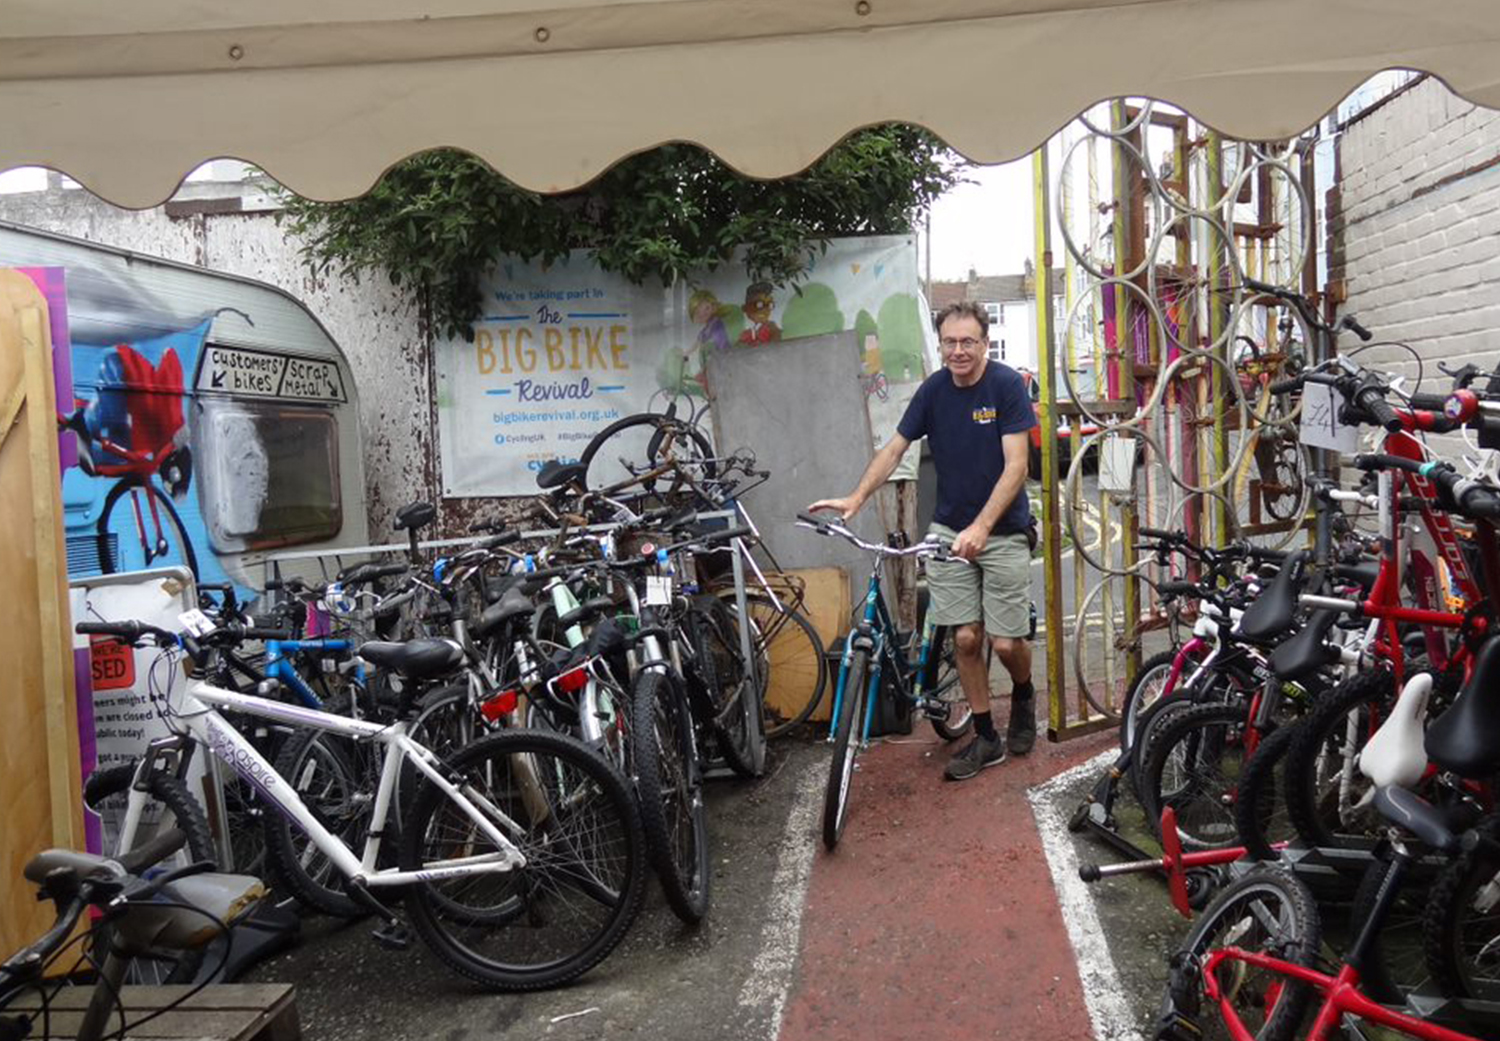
1298, 382, 1359, 453
178, 608, 215, 637
645, 576, 673, 606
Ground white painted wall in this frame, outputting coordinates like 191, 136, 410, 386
0, 184, 428, 538
1337, 77, 1500, 414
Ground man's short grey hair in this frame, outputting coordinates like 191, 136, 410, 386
933, 300, 989, 339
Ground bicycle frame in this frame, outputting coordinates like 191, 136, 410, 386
121, 670, 526, 888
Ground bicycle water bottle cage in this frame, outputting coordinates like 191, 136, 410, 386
535, 459, 587, 491
1425, 635, 1500, 777
1234, 551, 1309, 643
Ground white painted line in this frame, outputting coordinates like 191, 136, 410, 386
738, 760, 822, 1039
1027, 750, 1145, 1041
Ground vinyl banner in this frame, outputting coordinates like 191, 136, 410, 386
434, 235, 929, 496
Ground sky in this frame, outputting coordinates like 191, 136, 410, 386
917, 158, 1037, 284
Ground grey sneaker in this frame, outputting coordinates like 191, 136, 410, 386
1007, 698, 1037, 756
944, 732, 1006, 781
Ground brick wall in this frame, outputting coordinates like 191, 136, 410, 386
1336, 76, 1500, 411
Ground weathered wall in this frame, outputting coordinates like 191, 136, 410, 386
0, 185, 431, 540
1333, 76, 1500, 409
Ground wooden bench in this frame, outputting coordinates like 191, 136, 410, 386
7, 983, 299, 1041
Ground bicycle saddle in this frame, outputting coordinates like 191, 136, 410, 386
1234, 550, 1309, 643
536, 459, 587, 491
24, 849, 126, 885
1373, 785, 1459, 853
358, 638, 463, 679
558, 595, 615, 630
473, 586, 535, 637
393, 501, 436, 532
1425, 635, 1500, 777
1359, 672, 1433, 789
1269, 608, 1341, 682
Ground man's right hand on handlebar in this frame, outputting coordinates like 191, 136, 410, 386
806, 497, 860, 522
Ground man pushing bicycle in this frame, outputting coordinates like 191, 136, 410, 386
810, 300, 1038, 780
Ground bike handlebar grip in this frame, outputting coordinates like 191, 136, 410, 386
1456, 481, 1500, 519
1406, 392, 1450, 411
1241, 275, 1277, 296
1267, 376, 1304, 395
796, 511, 832, 527
1078, 863, 1102, 883
116, 827, 189, 876
75, 620, 145, 641
703, 525, 755, 544
1248, 546, 1289, 562
1156, 581, 1201, 598
1345, 316, 1374, 341
1353, 453, 1425, 475
1355, 383, 1403, 432
241, 627, 295, 641
1137, 526, 1178, 540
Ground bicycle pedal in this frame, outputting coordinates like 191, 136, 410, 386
370, 920, 413, 951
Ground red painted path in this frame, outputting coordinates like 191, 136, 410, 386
778, 727, 1113, 1041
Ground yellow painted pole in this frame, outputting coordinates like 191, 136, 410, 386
1034, 144, 1066, 737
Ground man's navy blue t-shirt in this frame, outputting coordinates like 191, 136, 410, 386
896, 361, 1038, 534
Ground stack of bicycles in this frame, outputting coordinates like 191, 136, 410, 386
1067, 282, 1500, 1040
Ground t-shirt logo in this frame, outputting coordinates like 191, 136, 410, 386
971, 405, 997, 425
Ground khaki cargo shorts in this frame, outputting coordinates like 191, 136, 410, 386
925, 523, 1032, 638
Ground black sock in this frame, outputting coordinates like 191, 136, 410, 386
974, 710, 997, 740
1013, 680, 1035, 702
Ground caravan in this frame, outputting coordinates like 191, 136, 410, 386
0, 221, 368, 599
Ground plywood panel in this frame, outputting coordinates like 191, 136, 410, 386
0, 270, 82, 956
763, 566, 848, 726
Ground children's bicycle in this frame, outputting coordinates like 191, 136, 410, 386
74, 616, 648, 991
794, 513, 973, 850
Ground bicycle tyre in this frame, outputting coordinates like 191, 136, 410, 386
1119, 649, 1181, 753
1128, 691, 1198, 804
631, 670, 710, 924
96, 477, 200, 580
924, 625, 973, 742
1168, 868, 1321, 1041
578, 413, 715, 494
1283, 668, 1395, 850
84, 764, 218, 984
263, 727, 381, 918
1231, 722, 1299, 862
1423, 812, 1500, 1001
1351, 853, 1437, 1004
687, 595, 762, 777
1139, 701, 1250, 851
401, 729, 647, 991
720, 592, 829, 739
823, 649, 868, 851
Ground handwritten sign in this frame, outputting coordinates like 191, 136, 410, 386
1298, 382, 1358, 453
196, 345, 347, 403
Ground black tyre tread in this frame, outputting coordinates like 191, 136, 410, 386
1175, 868, 1322, 1041
579, 413, 714, 492
1283, 668, 1394, 850
688, 598, 759, 777
262, 727, 371, 918
822, 650, 867, 851
631, 671, 710, 924
926, 626, 973, 742
1423, 812, 1500, 999
1232, 723, 1299, 862
1128, 694, 1196, 804
1119, 650, 1180, 752
401, 729, 648, 991
1139, 701, 1249, 851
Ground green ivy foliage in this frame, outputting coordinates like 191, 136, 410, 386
277, 126, 967, 339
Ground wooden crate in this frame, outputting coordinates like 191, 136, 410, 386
5, 983, 300, 1041
763, 566, 849, 726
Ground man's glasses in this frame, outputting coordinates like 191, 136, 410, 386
939, 337, 984, 352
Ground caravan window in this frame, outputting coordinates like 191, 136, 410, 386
196, 400, 342, 551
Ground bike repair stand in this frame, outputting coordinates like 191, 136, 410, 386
1068, 748, 1161, 865
1077, 808, 1249, 916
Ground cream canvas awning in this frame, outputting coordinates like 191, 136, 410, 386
4, 0, 1500, 207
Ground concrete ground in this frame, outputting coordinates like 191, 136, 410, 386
241, 702, 1193, 1041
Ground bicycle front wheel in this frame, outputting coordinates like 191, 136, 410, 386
631, 670, 710, 924
1140, 702, 1249, 851
688, 594, 763, 777
401, 729, 647, 991
578, 412, 715, 494
823, 649, 868, 851
1167, 868, 1321, 1041
721, 592, 828, 739
924, 625, 972, 742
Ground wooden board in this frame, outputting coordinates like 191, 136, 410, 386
0, 269, 83, 957
5, 983, 300, 1041
763, 566, 848, 726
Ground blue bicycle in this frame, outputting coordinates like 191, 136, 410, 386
795, 514, 972, 850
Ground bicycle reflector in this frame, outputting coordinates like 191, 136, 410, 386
556, 664, 590, 694
479, 689, 519, 721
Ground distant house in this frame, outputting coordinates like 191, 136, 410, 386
927, 260, 1063, 375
